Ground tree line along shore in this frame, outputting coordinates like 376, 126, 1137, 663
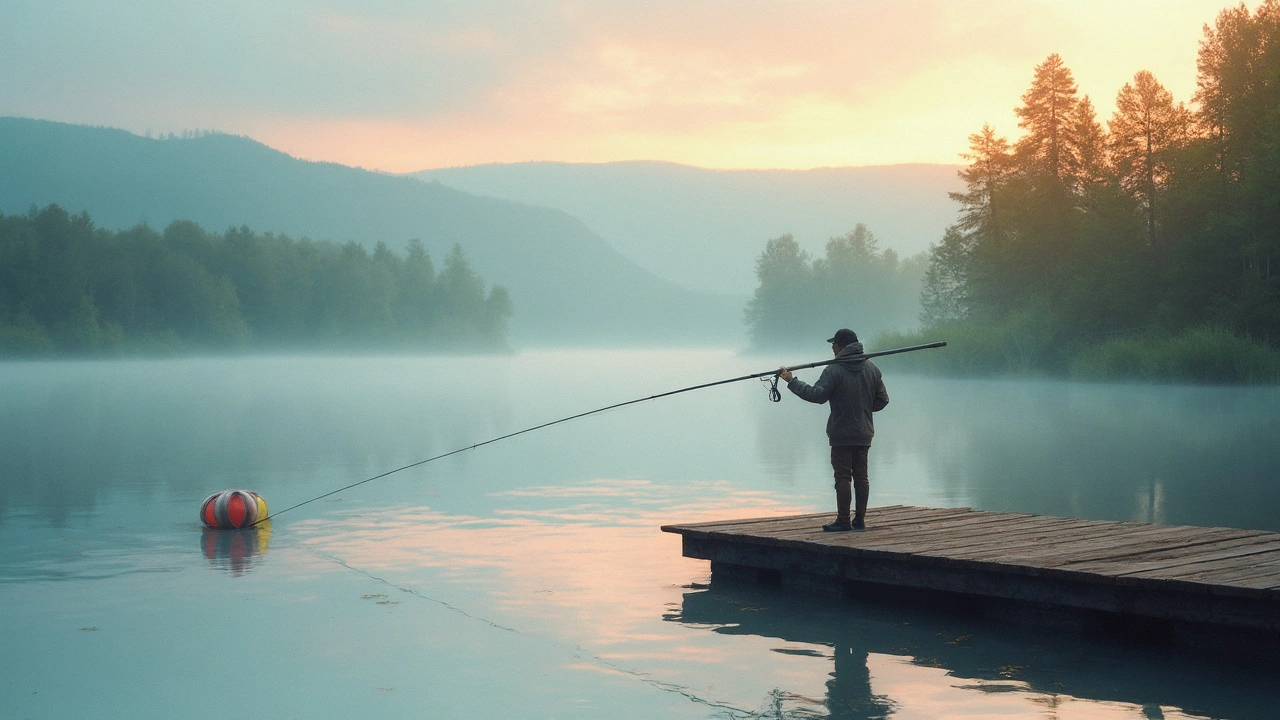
0, 204, 511, 355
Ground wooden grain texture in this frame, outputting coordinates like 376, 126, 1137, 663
1122, 549, 1280, 581
663, 506, 1280, 637
942, 526, 1255, 567
1060, 534, 1280, 575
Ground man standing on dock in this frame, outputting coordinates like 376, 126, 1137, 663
779, 329, 889, 532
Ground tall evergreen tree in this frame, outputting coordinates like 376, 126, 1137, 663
1193, 0, 1280, 294
395, 238, 437, 336
1194, 2, 1273, 178
919, 226, 974, 325
1015, 53, 1081, 183
949, 124, 1013, 247
744, 235, 812, 347
1109, 70, 1191, 246
1067, 95, 1110, 193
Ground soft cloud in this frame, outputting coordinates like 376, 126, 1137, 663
0, 0, 1239, 171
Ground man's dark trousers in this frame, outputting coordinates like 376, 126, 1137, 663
831, 445, 870, 523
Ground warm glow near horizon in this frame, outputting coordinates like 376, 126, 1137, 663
1, 1, 1246, 172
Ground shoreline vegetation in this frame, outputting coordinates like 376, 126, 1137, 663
751, 3, 1280, 385
0, 205, 512, 356
874, 324, 1280, 385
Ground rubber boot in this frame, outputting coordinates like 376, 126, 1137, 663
824, 481, 852, 532
853, 480, 868, 530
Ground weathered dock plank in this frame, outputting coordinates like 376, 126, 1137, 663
1061, 534, 1280, 574
661, 506, 1280, 649
1128, 550, 1280, 581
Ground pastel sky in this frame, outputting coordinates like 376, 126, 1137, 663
1, 0, 1240, 172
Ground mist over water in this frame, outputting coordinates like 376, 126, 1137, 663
2, 350, 1277, 718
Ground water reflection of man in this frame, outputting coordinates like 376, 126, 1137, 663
828, 645, 893, 719
779, 329, 889, 532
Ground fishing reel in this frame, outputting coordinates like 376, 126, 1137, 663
760, 373, 782, 402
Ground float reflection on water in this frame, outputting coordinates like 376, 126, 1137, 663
200, 522, 271, 576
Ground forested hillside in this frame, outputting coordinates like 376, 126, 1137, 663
0, 205, 509, 354
891, 5, 1280, 382
0, 119, 740, 345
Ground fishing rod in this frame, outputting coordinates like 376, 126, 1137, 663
253, 340, 946, 525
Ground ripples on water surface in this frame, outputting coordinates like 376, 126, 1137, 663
1, 350, 1277, 718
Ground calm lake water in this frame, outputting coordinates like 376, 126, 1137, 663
2, 349, 1278, 719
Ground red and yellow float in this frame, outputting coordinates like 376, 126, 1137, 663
199, 489, 268, 529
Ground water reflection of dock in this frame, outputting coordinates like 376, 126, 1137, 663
662, 506, 1280, 650
670, 582, 1274, 719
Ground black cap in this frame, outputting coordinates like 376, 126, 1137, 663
827, 328, 858, 345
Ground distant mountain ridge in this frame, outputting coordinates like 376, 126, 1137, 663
0, 117, 740, 345
414, 161, 964, 296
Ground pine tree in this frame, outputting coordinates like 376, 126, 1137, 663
1193, 0, 1280, 309
1109, 70, 1191, 246
1015, 54, 1081, 183
1067, 95, 1110, 193
949, 124, 1013, 248
1194, 2, 1270, 178
1008, 54, 1087, 303
919, 226, 974, 326
743, 235, 812, 347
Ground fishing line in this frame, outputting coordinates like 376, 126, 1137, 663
298, 540, 756, 715
256, 340, 945, 525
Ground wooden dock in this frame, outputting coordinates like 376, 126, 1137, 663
662, 506, 1280, 648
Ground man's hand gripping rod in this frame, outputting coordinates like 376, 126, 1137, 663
761, 340, 948, 402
